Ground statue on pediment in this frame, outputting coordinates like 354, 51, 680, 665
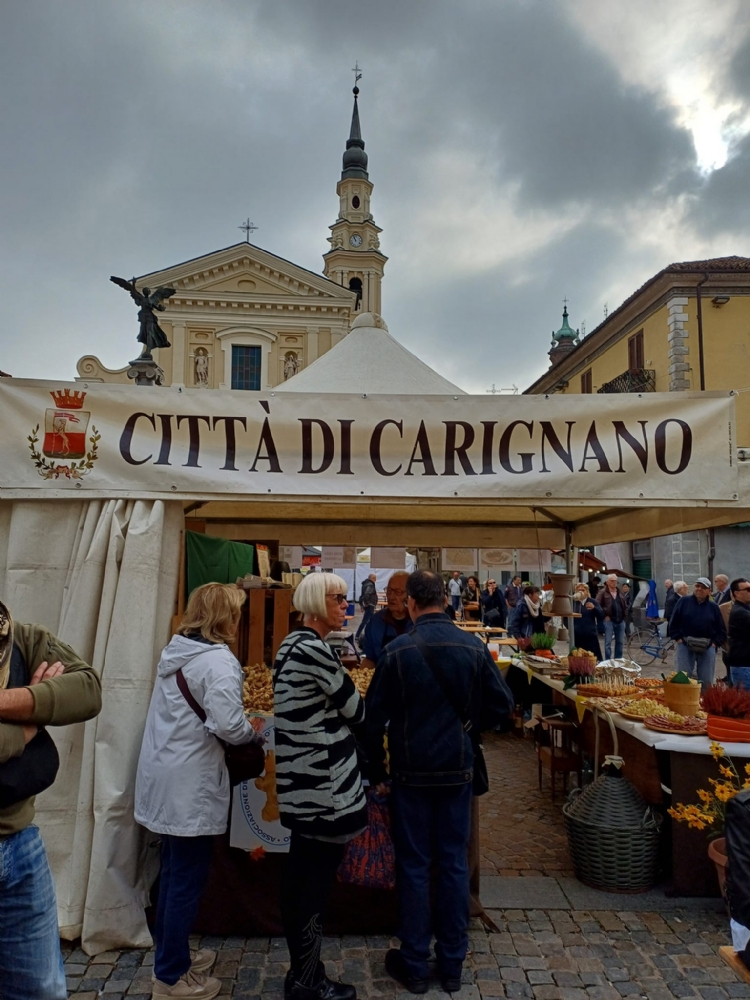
110, 276, 176, 359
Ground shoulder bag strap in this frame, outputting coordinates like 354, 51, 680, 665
411, 629, 475, 741
272, 634, 309, 686
175, 667, 207, 724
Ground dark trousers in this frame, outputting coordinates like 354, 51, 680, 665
574, 631, 602, 660
391, 782, 473, 982
356, 604, 375, 640
154, 834, 214, 985
281, 833, 345, 986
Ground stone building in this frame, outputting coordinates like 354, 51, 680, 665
525, 257, 750, 591
76, 86, 386, 391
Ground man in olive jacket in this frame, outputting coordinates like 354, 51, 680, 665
0, 600, 102, 1000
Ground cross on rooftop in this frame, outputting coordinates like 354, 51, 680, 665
352, 61, 362, 85
238, 218, 258, 243
563, 295, 568, 309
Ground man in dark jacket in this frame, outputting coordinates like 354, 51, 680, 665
714, 574, 731, 605
505, 576, 523, 609
366, 571, 513, 995
727, 578, 750, 690
597, 575, 629, 659
669, 577, 726, 688
0, 600, 102, 1000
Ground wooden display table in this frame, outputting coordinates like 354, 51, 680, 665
508, 662, 750, 896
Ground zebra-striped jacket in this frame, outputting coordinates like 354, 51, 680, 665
273, 626, 367, 840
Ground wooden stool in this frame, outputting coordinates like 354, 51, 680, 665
536, 718, 582, 801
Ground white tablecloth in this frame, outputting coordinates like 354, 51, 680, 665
512, 660, 750, 758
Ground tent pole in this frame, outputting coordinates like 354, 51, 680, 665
565, 524, 576, 651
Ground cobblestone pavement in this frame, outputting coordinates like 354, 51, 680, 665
479, 734, 575, 878
63, 715, 745, 999
63, 906, 747, 999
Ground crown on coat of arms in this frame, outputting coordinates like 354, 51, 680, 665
49, 389, 86, 409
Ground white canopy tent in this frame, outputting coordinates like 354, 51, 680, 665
0, 358, 748, 951
276, 312, 466, 395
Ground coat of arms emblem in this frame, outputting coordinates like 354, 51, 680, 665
28, 390, 100, 479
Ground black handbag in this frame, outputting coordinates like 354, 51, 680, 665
411, 631, 489, 796
686, 636, 712, 654
175, 669, 265, 786
0, 647, 60, 808
484, 608, 503, 626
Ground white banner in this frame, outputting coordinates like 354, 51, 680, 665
370, 547, 407, 569
0, 380, 738, 502
229, 715, 291, 853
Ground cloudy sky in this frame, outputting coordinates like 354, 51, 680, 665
2, 0, 750, 392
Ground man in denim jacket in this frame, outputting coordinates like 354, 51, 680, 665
366, 571, 513, 995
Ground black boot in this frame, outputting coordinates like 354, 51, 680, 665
287, 972, 357, 1000
384, 949, 429, 995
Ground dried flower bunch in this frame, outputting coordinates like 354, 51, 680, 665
702, 683, 750, 719
668, 742, 750, 836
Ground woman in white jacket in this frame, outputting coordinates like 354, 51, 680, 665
135, 583, 262, 1000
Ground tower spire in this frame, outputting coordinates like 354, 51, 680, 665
342, 73, 368, 180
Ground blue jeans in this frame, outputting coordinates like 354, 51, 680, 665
356, 604, 375, 641
675, 642, 716, 689
603, 620, 625, 659
391, 782, 472, 982
154, 834, 214, 985
731, 666, 750, 690
0, 825, 66, 1000
451, 595, 461, 612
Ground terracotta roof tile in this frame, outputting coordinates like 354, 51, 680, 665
666, 255, 750, 272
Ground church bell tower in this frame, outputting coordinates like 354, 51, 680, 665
323, 80, 387, 314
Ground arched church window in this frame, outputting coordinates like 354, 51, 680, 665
348, 277, 363, 310
351, 195, 360, 208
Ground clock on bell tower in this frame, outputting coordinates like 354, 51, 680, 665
323, 80, 387, 314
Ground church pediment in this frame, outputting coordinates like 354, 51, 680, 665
138, 242, 355, 304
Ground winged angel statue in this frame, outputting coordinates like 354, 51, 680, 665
110, 276, 176, 359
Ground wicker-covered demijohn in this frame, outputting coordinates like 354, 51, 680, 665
563, 756, 662, 893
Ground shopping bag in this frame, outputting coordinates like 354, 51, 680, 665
338, 788, 396, 889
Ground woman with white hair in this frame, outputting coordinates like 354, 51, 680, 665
274, 572, 366, 1000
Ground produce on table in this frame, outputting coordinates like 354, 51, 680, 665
578, 682, 637, 698
643, 713, 707, 733
701, 682, 750, 719
530, 633, 557, 650
242, 663, 274, 714
619, 698, 667, 718
665, 670, 692, 684
347, 663, 375, 697
635, 678, 664, 690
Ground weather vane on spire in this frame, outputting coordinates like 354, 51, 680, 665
238, 218, 258, 243
352, 61, 362, 88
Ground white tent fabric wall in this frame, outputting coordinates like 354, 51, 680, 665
0, 498, 182, 954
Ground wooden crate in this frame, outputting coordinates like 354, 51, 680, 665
239, 588, 294, 667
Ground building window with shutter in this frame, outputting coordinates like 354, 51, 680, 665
581, 369, 592, 393
231, 345, 262, 390
628, 330, 644, 370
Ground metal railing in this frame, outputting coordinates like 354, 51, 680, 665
597, 368, 656, 394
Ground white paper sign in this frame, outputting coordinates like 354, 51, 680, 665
229, 715, 291, 853
370, 547, 406, 569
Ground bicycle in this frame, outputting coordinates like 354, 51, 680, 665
626, 619, 676, 667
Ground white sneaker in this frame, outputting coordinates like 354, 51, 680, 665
190, 948, 217, 973
152, 969, 221, 998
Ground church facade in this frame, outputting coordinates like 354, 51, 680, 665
77, 86, 387, 391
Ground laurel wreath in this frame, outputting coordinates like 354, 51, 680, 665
28, 425, 100, 480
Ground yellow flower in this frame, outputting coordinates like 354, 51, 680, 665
714, 784, 735, 803
710, 741, 725, 759
745, 763, 750, 777
697, 789, 712, 804
688, 818, 707, 830
720, 765, 735, 780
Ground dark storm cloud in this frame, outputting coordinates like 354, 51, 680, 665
0, 0, 747, 388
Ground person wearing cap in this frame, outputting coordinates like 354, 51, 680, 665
669, 578, 726, 689
0, 600, 102, 1000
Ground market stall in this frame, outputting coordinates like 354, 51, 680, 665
509, 660, 750, 895
0, 375, 747, 950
